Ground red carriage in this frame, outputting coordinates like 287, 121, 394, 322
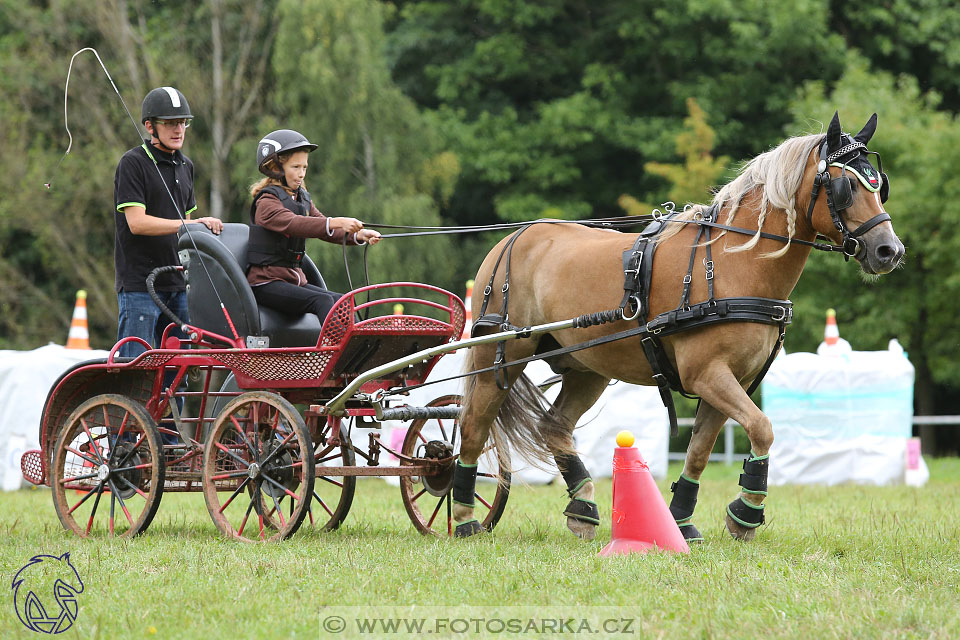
19, 224, 510, 541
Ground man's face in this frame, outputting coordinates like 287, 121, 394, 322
147, 118, 190, 152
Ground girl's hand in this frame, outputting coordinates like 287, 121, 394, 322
333, 217, 363, 233
358, 229, 381, 245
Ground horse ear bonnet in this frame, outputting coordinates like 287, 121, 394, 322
826, 112, 888, 205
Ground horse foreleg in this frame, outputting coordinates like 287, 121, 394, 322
668, 401, 727, 543
548, 371, 610, 540
453, 370, 505, 537
687, 366, 773, 542
453, 340, 535, 537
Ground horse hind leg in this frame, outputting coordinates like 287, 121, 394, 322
668, 400, 728, 544
685, 364, 774, 542
546, 370, 610, 541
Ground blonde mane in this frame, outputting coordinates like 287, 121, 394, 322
656, 133, 823, 258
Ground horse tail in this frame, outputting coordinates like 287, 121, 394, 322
460, 349, 576, 470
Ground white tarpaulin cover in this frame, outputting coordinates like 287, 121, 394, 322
0, 344, 110, 491
374, 349, 669, 484
762, 340, 917, 486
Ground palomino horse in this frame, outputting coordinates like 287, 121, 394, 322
452, 112, 904, 541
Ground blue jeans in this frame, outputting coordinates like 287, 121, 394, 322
117, 290, 189, 358
118, 290, 189, 447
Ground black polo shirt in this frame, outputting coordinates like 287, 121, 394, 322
113, 140, 197, 292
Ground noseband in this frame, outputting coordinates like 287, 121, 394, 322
805, 136, 891, 260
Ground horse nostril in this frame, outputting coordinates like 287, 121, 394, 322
875, 243, 898, 264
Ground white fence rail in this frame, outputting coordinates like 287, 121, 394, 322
669, 415, 960, 465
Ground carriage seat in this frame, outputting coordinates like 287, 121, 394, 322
177, 223, 328, 347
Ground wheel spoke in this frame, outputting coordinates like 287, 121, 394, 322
229, 415, 257, 457
215, 440, 251, 468
112, 462, 152, 474
80, 418, 106, 464
69, 479, 104, 515
108, 486, 116, 535
219, 476, 252, 513
60, 471, 99, 484
318, 475, 344, 488
211, 470, 250, 481
259, 430, 296, 467
268, 491, 287, 530
84, 483, 106, 535
116, 474, 149, 499
262, 473, 300, 502
426, 495, 445, 528
108, 479, 136, 526
436, 418, 449, 442
107, 410, 132, 464
312, 491, 334, 518
446, 495, 452, 536
475, 492, 492, 510
65, 446, 99, 466
237, 494, 257, 536
410, 487, 427, 503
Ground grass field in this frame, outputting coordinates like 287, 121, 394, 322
2, 458, 959, 639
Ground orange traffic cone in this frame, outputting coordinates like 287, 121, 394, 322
824, 308, 839, 346
66, 290, 91, 349
599, 434, 689, 556
462, 279, 474, 339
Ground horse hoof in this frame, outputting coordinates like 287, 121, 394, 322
566, 517, 597, 540
454, 519, 484, 538
678, 522, 704, 544
725, 514, 757, 542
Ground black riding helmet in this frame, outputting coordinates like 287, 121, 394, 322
141, 87, 193, 124
257, 129, 318, 179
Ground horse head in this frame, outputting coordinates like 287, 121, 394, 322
805, 111, 904, 275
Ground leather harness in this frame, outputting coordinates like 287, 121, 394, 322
470, 134, 891, 437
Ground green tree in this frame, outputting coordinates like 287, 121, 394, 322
264, 0, 461, 293
619, 97, 730, 215
387, 0, 847, 224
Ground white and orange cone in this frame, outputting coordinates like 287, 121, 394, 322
65, 290, 91, 350
824, 308, 839, 346
462, 279, 474, 339
817, 307, 851, 355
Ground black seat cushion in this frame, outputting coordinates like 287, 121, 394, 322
178, 223, 327, 347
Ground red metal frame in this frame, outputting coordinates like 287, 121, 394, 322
25, 282, 465, 488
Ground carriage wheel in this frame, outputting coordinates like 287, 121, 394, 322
400, 395, 510, 536
305, 419, 356, 531
202, 392, 314, 542
50, 394, 165, 538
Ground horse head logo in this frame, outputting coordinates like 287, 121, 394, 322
11, 552, 84, 634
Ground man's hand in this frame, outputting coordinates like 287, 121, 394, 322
194, 216, 223, 234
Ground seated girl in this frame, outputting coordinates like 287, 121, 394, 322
247, 128, 381, 322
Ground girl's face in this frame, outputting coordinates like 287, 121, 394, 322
282, 151, 309, 190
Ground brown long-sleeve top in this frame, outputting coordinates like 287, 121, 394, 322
246, 190, 359, 287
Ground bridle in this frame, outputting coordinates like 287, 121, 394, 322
804, 134, 891, 260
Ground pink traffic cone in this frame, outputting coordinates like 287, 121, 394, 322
599, 445, 689, 556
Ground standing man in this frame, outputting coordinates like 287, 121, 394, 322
113, 86, 222, 357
